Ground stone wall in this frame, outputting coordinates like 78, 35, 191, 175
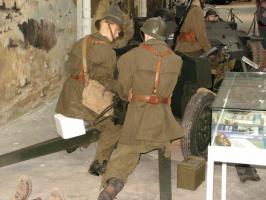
0, 0, 76, 126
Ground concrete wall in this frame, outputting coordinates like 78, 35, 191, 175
0, 0, 76, 126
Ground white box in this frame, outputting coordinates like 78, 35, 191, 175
54, 114, 86, 139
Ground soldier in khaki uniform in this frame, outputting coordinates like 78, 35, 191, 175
175, 0, 211, 57
205, 9, 219, 22
111, 2, 134, 49
97, 17, 184, 200
55, 12, 122, 176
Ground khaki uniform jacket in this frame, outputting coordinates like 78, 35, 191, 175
175, 5, 211, 53
117, 39, 184, 144
55, 32, 116, 122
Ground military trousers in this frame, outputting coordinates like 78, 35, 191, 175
101, 141, 167, 185
94, 119, 122, 162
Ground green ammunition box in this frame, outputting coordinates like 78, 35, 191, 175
177, 156, 206, 190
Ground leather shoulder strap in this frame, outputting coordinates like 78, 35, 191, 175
141, 44, 173, 95
81, 36, 106, 83
141, 44, 172, 58
82, 36, 90, 75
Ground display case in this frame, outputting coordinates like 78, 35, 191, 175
211, 72, 266, 149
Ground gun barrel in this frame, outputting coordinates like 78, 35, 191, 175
0, 129, 99, 168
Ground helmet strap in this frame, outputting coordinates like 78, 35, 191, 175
140, 31, 146, 42
107, 23, 115, 41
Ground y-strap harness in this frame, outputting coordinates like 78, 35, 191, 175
71, 36, 105, 83
130, 44, 173, 105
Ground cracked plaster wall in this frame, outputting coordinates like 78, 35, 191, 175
0, 0, 76, 126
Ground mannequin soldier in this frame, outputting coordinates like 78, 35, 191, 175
93, 0, 134, 49
55, 11, 122, 176
205, 9, 219, 22
111, 0, 134, 49
88, 2, 134, 176
97, 17, 184, 200
175, 0, 211, 57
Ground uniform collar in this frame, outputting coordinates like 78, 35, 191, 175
143, 39, 168, 47
90, 32, 111, 44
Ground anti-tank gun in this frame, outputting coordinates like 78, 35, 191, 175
204, 6, 265, 72
0, 3, 259, 198
132, 2, 265, 71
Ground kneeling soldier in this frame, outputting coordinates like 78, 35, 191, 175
56, 10, 123, 176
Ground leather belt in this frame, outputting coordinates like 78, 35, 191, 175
128, 44, 173, 105
131, 94, 171, 105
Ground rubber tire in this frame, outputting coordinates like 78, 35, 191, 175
181, 91, 215, 160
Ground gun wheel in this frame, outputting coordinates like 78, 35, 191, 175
181, 91, 215, 160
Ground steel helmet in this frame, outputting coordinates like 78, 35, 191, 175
140, 17, 166, 41
95, 6, 123, 30
204, 9, 218, 18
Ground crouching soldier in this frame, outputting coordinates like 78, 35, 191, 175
55, 10, 122, 176
97, 17, 184, 200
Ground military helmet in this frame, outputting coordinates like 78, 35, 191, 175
205, 9, 218, 18
153, 8, 174, 22
95, 6, 123, 30
140, 17, 166, 41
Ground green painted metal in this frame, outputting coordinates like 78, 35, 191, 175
158, 149, 172, 200
0, 129, 99, 167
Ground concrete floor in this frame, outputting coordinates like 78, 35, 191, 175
0, 98, 266, 200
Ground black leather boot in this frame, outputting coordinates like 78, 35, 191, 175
235, 164, 261, 183
97, 178, 124, 200
65, 146, 79, 154
88, 160, 108, 176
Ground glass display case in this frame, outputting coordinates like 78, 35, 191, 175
211, 72, 266, 149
